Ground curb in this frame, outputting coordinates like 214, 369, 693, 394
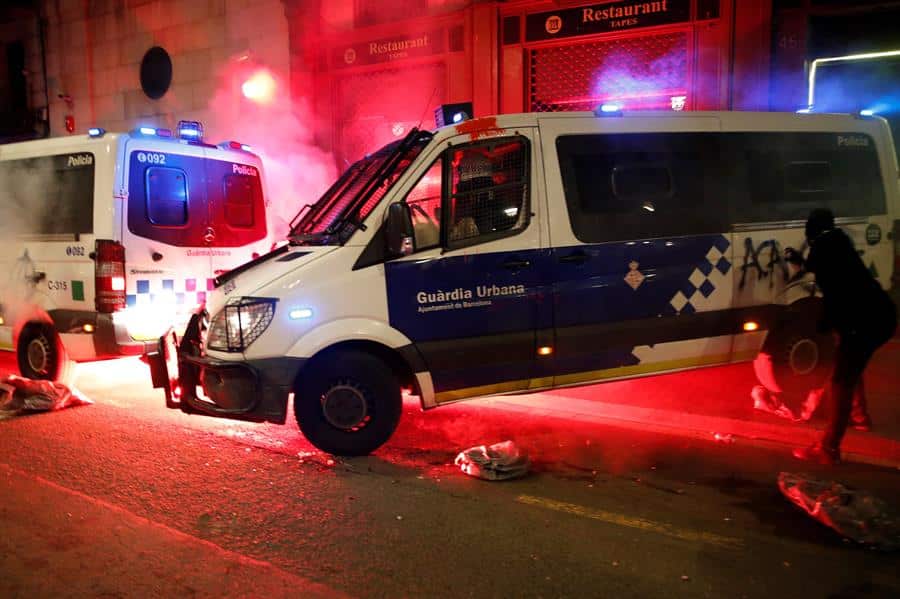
479, 394, 900, 469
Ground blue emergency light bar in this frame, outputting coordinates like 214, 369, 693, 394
435, 102, 473, 128
595, 103, 623, 116
88, 127, 106, 138
135, 126, 172, 137
178, 120, 204, 141
219, 141, 253, 152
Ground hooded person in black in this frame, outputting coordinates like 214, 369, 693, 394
792, 208, 897, 464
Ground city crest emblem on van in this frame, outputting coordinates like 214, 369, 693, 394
624, 260, 645, 290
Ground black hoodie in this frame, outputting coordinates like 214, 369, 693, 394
804, 228, 896, 335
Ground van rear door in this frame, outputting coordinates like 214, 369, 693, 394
200, 149, 269, 277
122, 140, 216, 334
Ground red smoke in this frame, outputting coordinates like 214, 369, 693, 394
205, 56, 337, 239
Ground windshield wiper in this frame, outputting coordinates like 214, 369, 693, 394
288, 231, 335, 245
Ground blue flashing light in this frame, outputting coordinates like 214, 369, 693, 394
595, 103, 623, 116
860, 109, 875, 116
452, 112, 465, 123
241, 144, 252, 152
177, 120, 204, 141
139, 127, 156, 135
796, 107, 812, 114
88, 127, 105, 137
289, 308, 313, 320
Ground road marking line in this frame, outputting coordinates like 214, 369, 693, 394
516, 494, 743, 549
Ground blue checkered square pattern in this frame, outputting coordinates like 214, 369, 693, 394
669, 236, 732, 315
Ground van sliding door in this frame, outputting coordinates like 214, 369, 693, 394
541, 118, 738, 385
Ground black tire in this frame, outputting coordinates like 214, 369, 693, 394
756, 298, 834, 397
294, 350, 402, 456
17, 322, 66, 381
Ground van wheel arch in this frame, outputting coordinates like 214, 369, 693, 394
296, 340, 419, 397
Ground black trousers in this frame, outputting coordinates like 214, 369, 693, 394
823, 325, 893, 450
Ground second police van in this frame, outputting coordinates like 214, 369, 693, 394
0, 122, 271, 380
147, 108, 898, 456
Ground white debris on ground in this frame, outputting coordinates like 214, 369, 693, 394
454, 440, 530, 481
0, 374, 92, 420
778, 472, 900, 551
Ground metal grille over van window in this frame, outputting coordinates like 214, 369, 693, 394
223, 174, 255, 228
448, 138, 529, 245
146, 167, 188, 226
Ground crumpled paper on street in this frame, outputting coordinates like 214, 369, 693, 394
454, 440, 530, 481
0, 374, 92, 420
752, 385, 823, 422
778, 472, 900, 550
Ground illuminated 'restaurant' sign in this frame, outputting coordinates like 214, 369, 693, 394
525, 0, 690, 42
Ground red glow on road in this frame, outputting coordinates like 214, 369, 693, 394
241, 70, 277, 105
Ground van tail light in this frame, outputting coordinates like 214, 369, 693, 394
95, 239, 126, 313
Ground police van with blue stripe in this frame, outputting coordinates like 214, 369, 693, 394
147, 107, 898, 456
0, 122, 271, 380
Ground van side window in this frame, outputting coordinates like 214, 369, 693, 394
786, 161, 831, 194
0, 154, 95, 236
733, 133, 883, 220
404, 158, 443, 251
557, 133, 718, 242
146, 167, 188, 226
558, 131, 886, 242
447, 137, 529, 246
223, 174, 255, 228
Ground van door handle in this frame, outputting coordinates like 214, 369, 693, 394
559, 251, 589, 264
502, 258, 531, 270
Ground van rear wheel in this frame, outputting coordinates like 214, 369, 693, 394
17, 323, 65, 381
294, 350, 402, 456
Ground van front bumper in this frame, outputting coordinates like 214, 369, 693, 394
145, 319, 303, 424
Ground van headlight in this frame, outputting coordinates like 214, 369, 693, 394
206, 297, 277, 352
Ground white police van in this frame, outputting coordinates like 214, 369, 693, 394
0, 122, 271, 380
147, 109, 897, 455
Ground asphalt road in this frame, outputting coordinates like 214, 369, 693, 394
1, 354, 899, 598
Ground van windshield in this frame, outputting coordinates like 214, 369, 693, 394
290, 129, 432, 244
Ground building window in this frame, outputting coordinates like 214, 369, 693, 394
354, 0, 427, 27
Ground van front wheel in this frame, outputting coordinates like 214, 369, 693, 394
17, 323, 65, 381
294, 350, 402, 456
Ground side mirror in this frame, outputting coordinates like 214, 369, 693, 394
386, 202, 414, 258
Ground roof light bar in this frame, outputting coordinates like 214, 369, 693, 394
177, 120, 204, 141
88, 127, 106, 137
139, 127, 156, 135
594, 103, 623, 116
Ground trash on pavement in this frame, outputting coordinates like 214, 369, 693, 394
0, 374, 91, 420
778, 472, 900, 551
752, 385, 823, 422
454, 440, 530, 481
713, 432, 736, 444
